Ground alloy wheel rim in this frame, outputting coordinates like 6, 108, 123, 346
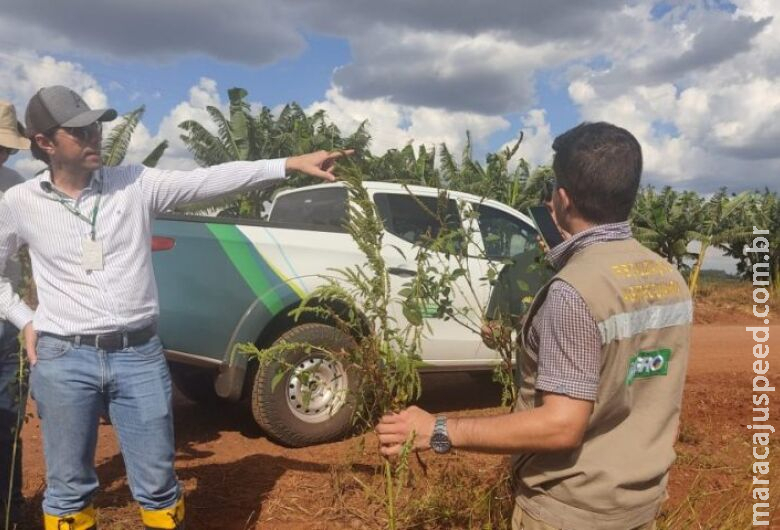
286, 356, 348, 423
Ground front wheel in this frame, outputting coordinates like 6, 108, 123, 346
252, 323, 359, 447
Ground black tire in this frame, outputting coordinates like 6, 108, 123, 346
169, 363, 221, 404
252, 323, 359, 447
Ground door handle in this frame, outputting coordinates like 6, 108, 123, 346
388, 267, 416, 277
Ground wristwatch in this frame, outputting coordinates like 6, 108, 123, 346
429, 415, 452, 454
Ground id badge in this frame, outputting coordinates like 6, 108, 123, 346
82, 238, 104, 271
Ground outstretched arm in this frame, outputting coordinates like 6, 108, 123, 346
142, 150, 353, 213
378, 280, 600, 456
376, 393, 593, 456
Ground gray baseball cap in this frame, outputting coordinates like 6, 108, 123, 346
25, 85, 117, 137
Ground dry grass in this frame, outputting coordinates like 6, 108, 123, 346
694, 276, 778, 324
319, 452, 514, 530
313, 435, 779, 530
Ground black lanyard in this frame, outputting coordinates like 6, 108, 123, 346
45, 171, 103, 241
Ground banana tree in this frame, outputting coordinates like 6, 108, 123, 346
102, 105, 169, 168
361, 143, 439, 187
631, 187, 703, 272
438, 131, 552, 211
722, 191, 780, 292
179, 88, 370, 217
687, 189, 753, 295
102, 105, 168, 167
762, 192, 780, 292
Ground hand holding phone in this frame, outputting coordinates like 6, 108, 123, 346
528, 205, 565, 250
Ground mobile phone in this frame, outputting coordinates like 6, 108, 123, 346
528, 205, 565, 250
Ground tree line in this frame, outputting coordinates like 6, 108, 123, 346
105, 87, 779, 293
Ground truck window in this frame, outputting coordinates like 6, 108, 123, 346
374, 193, 462, 248
269, 187, 348, 230
475, 204, 536, 259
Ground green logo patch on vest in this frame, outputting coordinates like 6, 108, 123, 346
626, 348, 671, 385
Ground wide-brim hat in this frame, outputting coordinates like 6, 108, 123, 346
25, 86, 117, 138
0, 101, 31, 150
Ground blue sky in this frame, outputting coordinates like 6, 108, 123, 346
0, 0, 777, 195
63, 33, 355, 129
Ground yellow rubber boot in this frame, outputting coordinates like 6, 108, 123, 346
43, 506, 97, 529
140, 496, 185, 529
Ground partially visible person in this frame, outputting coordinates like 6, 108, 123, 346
0, 102, 26, 191
0, 100, 29, 524
377, 122, 692, 530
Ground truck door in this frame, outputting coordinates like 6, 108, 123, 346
372, 191, 484, 363
470, 203, 548, 362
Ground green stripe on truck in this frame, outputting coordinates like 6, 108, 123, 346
206, 223, 286, 314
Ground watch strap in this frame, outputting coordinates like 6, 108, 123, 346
435, 415, 448, 436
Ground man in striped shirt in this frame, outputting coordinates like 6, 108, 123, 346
0, 85, 348, 530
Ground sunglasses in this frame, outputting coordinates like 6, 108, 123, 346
61, 122, 102, 142
0, 146, 19, 156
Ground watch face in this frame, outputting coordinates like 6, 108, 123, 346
430, 432, 451, 454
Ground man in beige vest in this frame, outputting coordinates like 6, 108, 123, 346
376, 122, 692, 530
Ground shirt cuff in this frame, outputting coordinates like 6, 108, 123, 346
536, 375, 598, 401
7, 302, 34, 330
267, 158, 288, 179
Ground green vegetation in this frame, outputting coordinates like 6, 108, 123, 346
102, 105, 168, 168
99, 86, 780, 293
173, 86, 778, 293
235, 161, 437, 529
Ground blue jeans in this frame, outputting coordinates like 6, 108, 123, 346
0, 320, 24, 519
30, 333, 181, 516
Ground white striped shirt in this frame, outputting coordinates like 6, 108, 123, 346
0, 159, 287, 335
0, 167, 25, 294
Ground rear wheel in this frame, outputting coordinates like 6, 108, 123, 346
252, 323, 359, 447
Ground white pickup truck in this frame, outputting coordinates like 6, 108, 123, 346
151, 181, 543, 446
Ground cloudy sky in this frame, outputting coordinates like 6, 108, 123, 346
0, 0, 777, 193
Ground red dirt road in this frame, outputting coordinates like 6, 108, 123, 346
16, 324, 778, 528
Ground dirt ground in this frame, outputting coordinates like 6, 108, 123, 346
15, 296, 780, 528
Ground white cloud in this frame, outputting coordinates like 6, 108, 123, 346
0, 49, 108, 111
501, 109, 553, 169
702, 78, 780, 159
306, 86, 509, 156
2, 1, 777, 194
568, 80, 596, 104
333, 28, 576, 115
564, 2, 779, 191
734, 0, 780, 73
121, 77, 223, 171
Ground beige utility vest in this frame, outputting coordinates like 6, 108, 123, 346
513, 238, 692, 530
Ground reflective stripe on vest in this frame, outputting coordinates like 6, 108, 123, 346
597, 300, 693, 345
